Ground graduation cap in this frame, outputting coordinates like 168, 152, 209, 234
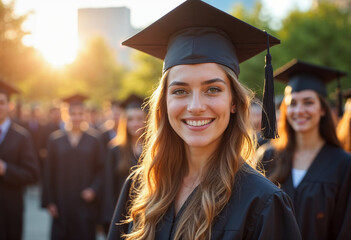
62, 94, 88, 106
122, 0, 280, 139
121, 94, 145, 110
274, 59, 347, 116
0, 79, 19, 99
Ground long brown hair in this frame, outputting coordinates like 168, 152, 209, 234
122, 64, 256, 240
337, 99, 351, 152
110, 109, 144, 175
269, 93, 341, 183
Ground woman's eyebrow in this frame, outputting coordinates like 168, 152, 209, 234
201, 78, 226, 85
168, 81, 188, 87
168, 78, 226, 87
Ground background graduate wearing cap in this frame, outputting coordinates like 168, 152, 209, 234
256, 59, 351, 240
337, 89, 351, 153
41, 93, 105, 240
101, 94, 146, 235
108, 1, 301, 239
99, 100, 124, 148
0, 80, 39, 240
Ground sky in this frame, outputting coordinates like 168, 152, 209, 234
5, 0, 312, 67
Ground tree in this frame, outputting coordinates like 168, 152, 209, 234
0, 0, 44, 86
120, 51, 163, 99
66, 36, 126, 104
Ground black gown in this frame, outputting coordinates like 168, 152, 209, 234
42, 129, 104, 240
257, 143, 351, 239
102, 146, 139, 227
107, 164, 302, 240
0, 122, 39, 240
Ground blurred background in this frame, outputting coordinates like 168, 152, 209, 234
1, 0, 350, 107
1, 0, 350, 239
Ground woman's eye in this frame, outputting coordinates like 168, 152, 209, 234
172, 89, 187, 95
206, 87, 221, 94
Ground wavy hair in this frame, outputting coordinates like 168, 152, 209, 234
122, 64, 256, 240
337, 99, 351, 152
269, 93, 341, 183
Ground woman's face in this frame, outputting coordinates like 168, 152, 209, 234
126, 108, 146, 138
166, 63, 233, 150
285, 89, 325, 134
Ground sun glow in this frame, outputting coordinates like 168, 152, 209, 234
19, 1, 79, 67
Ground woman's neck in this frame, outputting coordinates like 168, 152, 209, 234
295, 128, 325, 151
185, 145, 216, 180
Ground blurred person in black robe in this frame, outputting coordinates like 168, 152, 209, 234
256, 60, 351, 239
107, 1, 301, 239
101, 95, 146, 234
0, 80, 39, 240
99, 100, 123, 147
42, 94, 104, 240
22, 105, 46, 171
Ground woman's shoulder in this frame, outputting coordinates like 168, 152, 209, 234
235, 164, 281, 197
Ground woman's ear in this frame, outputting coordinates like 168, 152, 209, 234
231, 104, 236, 113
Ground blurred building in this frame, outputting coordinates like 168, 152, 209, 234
78, 7, 140, 67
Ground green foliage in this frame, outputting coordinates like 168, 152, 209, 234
230, 1, 351, 101
0, 0, 44, 87
120, 50, 162, 99
65, 36, 126, 104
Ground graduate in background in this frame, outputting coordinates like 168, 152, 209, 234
108, 1, 301, 239
101, 94, 146, 234
99, 100, 123, 147
337, 89, 351, 153
257, 59, 351, 239
42, 94, 104, 240
0, 80, 39, 240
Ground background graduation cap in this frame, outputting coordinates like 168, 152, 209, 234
274, 59, 347, 117
122, 0, 280, 139
62, 94, 88, 106
121, 94, 145, 110
0, 79, 19, 99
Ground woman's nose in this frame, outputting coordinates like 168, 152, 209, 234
187, 92, 206, 114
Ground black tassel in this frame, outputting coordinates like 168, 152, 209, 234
261, 31, 278, 139
336, 72, 343, 118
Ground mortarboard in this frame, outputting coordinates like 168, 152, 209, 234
62, 94, 88, 106
121, 94, 145, 110
0, 79, 19, 99
122, 0, 280, 138
274, 59, 347, 116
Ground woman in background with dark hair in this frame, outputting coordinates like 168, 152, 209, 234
102, 95, 146, 234
257, 59, 351, 240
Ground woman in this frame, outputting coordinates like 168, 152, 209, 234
108, 1, 301, 239
337, 89, 351, 152
257, 59, 351, 239
102, 95, 146, 233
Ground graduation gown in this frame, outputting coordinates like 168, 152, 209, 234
0, 122, 39, 240
107, 164, 302, 240
42, 129, 104, 240
257, 143, 351, 240
102, 146, 139, 225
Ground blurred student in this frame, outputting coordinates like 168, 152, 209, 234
42, 94, 104, 240
101, 94, 146, 234
0, 80, 39, 240
257, 60, 351, 239
100, 100, 123, 147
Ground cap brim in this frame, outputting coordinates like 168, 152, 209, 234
122, 0, 280, 63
